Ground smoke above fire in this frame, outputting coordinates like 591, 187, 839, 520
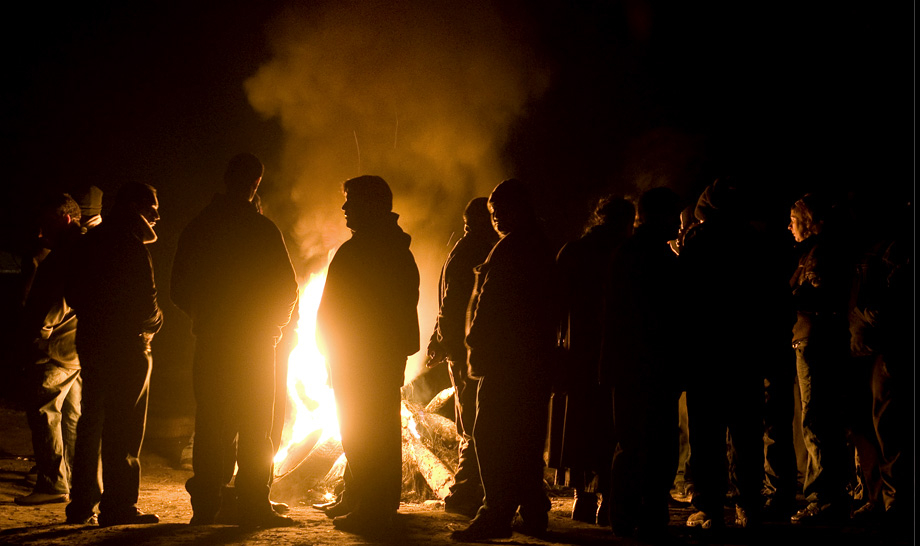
244, 0, 551, 378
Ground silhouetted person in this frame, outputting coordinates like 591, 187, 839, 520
679, 180, 776, 531
451, 178, 556, 541
65, 182, 162, 527
171, 153, 298, 528
316, 175, 420, 534
787, 193, 852, 524
17, 194, 87, 506
551, 196, 634, 525
426, 197, 497, 518
601, 187, 682, 542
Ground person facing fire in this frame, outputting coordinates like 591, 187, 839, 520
65, 182, 162, 527
315, 175, 420, 534
451, 178, 557, 541
171, 153, 298, 528
425, 196, 498, 518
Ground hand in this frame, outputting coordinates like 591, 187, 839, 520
426, 340, 446, 368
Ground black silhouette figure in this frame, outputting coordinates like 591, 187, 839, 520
316, 175, 420, 534
172, 153, 298, 528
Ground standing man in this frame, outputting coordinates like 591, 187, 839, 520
601, 187, 683, 542
17, 194, 86, 507
66, 183, 162, 527
316, 175, 420, 534
171, 153, 298, 528
451, 179, 557, 541
426, 197, 498, 518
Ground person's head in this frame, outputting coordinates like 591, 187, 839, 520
487, 178, 536, 236
636, 187, 681, 238
37, 193, 81, 248
463, 197, 492, 234
342, 175, 393, 231
113, 183, 159, 243
589, 195, 635, 235
71, 185, 103, 230
789, 193, 828, 243
224, 153, 264, 201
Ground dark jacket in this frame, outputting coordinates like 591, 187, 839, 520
316, 212, 420, 366
171, 194, 297, 340
600, 224, 681, 387
68, 211, 162, 349
430, 227, 498, 364
466, 220, 556, 380
790, 232, 852, 343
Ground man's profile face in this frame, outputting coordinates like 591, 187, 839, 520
139, 194, 160, 228
788, 212, 806, 243
342, 193, 368, 231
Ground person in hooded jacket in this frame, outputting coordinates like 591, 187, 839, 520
679, 180, 785, 531
425, 196, 498, 518
550, 195, 634, 525
451, 178, 557, 541
315, 175, 420, 534
600, 187, 683, 542
65, 182, 162, 527
171, 153, 298, 528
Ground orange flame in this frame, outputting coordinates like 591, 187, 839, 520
273, 268, 340, 466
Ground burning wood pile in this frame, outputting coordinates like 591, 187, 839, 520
270, 386, 461, 505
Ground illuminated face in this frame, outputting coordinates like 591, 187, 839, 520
140, 194, 160, 228
788, 212, 806, 242
487, 200, 511, 236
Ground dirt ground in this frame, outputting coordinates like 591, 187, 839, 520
0, 405, 908, 546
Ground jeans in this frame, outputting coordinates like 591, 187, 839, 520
26, 364, 81, 495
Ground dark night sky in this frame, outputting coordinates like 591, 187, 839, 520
2, 2, 912, 238
1, 1, 913, 407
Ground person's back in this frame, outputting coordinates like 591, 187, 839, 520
171, 193, 296, 339
172, 153, 297, 529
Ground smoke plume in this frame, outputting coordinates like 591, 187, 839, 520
244, 0, 550, 378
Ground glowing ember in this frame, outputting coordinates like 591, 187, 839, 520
273, 268, 340, 466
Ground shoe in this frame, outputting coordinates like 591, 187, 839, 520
571, 491, 598, 523
514, 510, 548, 537
670, 481, 694, 504
332, 511, 396, 536
790, 502, 847, 525
189, 514, 214, 526
450, 515, 512, 541
315, 499, 352, 519
239, 511, 296, 529
762, 498, 797, 521
66, 513, 97, 525
270, 501, 290, 515
596, 496, 610, 527
686, 510, 716, 529
734, 505, 761, 528
14, 492, 69, 505
444, 494, 482, 519
851, 501, 881, 524
98, 510, 160, 527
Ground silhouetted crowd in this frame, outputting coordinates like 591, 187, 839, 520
0, 162, 912, 544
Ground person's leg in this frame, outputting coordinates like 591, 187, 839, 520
234, 341, 276, 518
98, 347, 151, 519
25, 364, 79, 496
66, 366, 103, 522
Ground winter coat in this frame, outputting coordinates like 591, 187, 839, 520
316, 212, 420, 368
171, 193, 297, 341
466, 220, 557, 380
